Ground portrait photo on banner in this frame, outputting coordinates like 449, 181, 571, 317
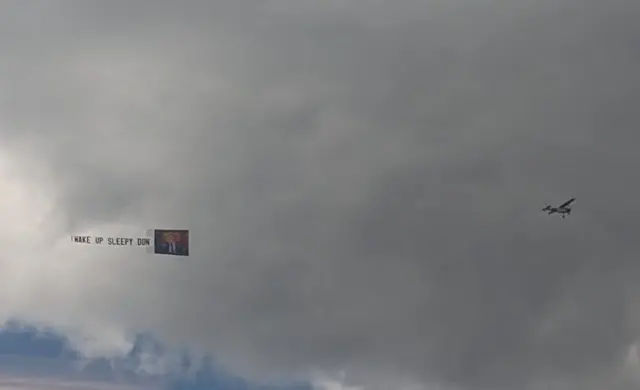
154, 229, 189, 256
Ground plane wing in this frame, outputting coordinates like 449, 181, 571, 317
558, 198, 575, 208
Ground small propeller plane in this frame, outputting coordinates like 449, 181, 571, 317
542, 197, 575, 218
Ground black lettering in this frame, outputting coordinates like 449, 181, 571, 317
137, 238, 150, 246
95, 237, 103, 244
108, 238, 115, 245
112, 238, 132, 245
73, 236, 91, 243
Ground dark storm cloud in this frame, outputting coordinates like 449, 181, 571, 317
0, 1, 639, 389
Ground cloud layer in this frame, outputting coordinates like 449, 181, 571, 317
0, 319, 311, 390
0, 1, 639, 389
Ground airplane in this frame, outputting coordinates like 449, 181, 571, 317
542, 197, 575, 218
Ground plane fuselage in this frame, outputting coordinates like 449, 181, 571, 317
542, 198, 575, 217
546, 207, 570, 214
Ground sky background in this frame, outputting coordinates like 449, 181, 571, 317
0, 1, 639, 389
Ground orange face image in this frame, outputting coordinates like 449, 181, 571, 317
163, 232, 177, 243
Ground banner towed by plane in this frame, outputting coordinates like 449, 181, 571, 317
70, 229, 189, 256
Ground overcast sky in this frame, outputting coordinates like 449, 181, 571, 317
0, 1, 639, 389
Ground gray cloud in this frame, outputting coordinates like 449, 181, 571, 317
0, 0, 639, 389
